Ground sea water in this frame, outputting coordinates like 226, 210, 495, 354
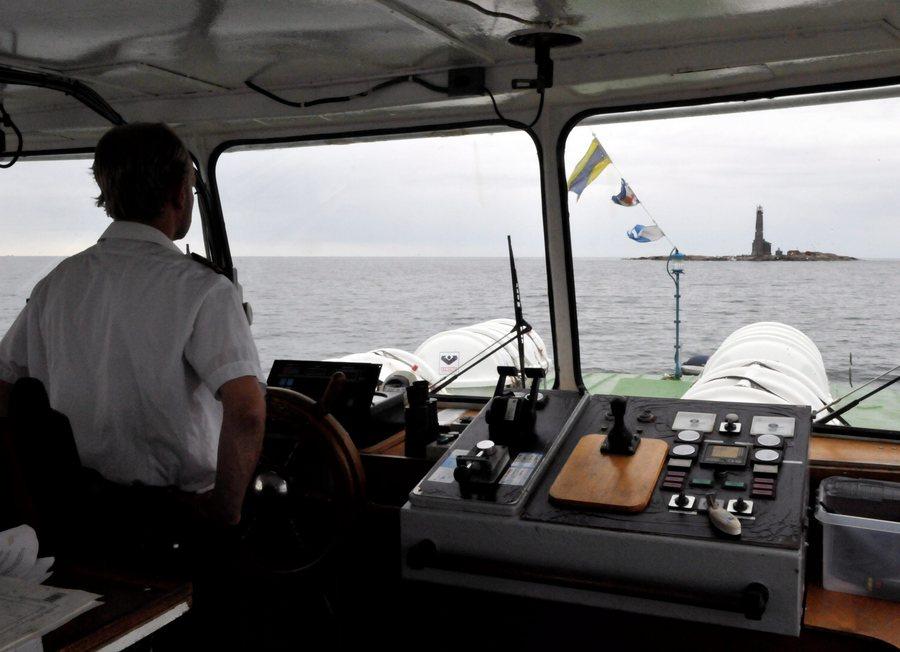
1, 257, 897, 384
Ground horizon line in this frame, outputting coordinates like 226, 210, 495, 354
1, 253, 896, 261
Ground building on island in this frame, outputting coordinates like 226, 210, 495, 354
751, 205, 772, 257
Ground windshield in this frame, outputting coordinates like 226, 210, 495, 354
565, 92, 900, 429
215, 128, 552, 394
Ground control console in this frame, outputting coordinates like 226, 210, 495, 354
402, 392, 811, 636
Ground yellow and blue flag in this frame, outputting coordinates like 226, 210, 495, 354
567, 137, 611, 199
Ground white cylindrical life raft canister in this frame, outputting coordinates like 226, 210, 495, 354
414, 318, 550, 393
330, 348, 438, 386
682, 322, 833, 410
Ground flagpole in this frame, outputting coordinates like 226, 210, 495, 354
579, 133, 685, 381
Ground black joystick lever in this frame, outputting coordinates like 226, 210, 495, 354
486, 366, 545, 446
601, 396, 640, 455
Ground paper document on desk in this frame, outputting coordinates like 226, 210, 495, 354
0, 577, 100, 652
438, 408, 467, 426
0, 526, 53, 585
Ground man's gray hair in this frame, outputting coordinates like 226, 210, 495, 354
93, 123, 191, 223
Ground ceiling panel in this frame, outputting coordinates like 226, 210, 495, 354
1, 0, 899, 146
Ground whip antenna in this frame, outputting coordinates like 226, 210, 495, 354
815, 362, 900, 416
507, 235, 531, 388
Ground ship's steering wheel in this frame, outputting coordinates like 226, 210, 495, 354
238, 384, 366, 575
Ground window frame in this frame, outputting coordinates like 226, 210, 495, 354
208, 119, 560, 389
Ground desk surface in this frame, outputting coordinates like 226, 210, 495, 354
41, 563, 191, 652
805, 583, 900, 649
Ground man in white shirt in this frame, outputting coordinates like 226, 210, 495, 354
0, 123, 266, 528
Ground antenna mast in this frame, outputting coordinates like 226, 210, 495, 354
507, 235, 531, 388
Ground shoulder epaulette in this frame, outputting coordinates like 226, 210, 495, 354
190, 252, 227, 276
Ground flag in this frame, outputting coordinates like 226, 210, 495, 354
611, 178, 639, 207
627, 224, 664, 243
566, 137, 611, 199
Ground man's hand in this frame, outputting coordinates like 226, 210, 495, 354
209, 376, 266, 525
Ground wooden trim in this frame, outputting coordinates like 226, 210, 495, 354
810, 436, 900, 481
810, 436, 900, 468
362, 431, 406, 456
804, 582, 900, 649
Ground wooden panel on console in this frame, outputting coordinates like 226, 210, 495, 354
549, 434, 667, 512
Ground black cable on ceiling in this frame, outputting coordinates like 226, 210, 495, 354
0, 66, 124, 126
483, 85, 545, 130
0, 103, 23, 169
445, 0, 553, 27
245, 74, 450, 109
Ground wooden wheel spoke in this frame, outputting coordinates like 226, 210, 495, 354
241, 385, 366, 575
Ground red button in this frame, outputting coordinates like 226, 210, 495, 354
751, 489, 775, 498
662, 482, 683, 490
666, 471, 687, 478
753, 477, 775, 485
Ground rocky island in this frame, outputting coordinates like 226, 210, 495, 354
633, 206, 856, 261
634, 251, 856, 261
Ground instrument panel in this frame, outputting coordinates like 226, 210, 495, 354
401, 391, 812, 636
522, 396, 809, 550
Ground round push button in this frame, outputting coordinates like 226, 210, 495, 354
753, 448, 781, 463
677, 430, 701, 443
672, 444, 698, 457
756, 434, 782, 448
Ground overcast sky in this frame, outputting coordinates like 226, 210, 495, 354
1, 93, 899, 259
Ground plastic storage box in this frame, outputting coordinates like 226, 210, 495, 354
815, 477, 900, 601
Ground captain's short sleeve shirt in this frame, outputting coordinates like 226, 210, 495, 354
0, 221, 265, 491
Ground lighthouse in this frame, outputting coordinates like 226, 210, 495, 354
751, 205, 772, 257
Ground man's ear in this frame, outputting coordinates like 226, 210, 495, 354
169, 177, 188, 211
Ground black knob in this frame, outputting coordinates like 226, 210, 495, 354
675, 491, 689, 507
637, 408, 655, 423
407, 540, 437, 570
736, 497, 748, 512
741, 583, 769, 620
453, 464, 472, 484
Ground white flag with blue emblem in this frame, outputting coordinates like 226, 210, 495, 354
627, 224, 664, 243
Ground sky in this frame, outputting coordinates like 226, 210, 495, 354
1, 93, 899, 259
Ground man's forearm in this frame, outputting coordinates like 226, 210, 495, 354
212, 378, 266, 524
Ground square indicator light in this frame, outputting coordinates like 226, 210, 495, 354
750, 416, 796, 438
672, 412, 717, 433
